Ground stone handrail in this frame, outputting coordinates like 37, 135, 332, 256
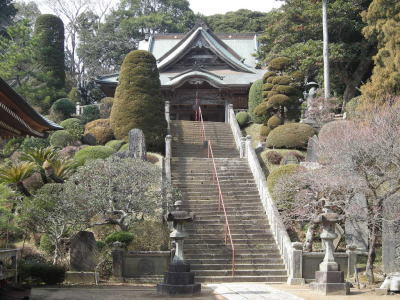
226, 105, 301, 284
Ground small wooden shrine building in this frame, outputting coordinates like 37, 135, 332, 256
0, 77, 62, 138
96, 23, 264, 122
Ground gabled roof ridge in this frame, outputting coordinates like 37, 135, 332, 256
157, 26, 255, 74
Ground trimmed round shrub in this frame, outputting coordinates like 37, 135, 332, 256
267, 115, 283, 129
60, 118, 84, 140
345, 96, 361, 119
267, 90, 279, 97
50, 98, 75, 121
236, 111, 250, 128
268, 57, 291, 71
99, 97, 114, 118
266, 123, 315, 149
263, 83, 274, 91
262, 71, 277, 83
265, 151, 283, 164
105, 140, 125, 151
269, 94, 291, 107
254, 102, 273, 117
105, 231, 134, 245
275, 85, 297, 95
20, 263, 65, 285
147, 152, 161, 164
248, 80, 266, 123
110, 50, 167, 151
50, 130, 75, 148
267, 76, 278, 83
81, 105, 100, 124
287, 151, 305, 162
260, 125, 271, 137
84, 118, 114, 145
273, 76, 291, 85
267, 164, 301, 193
67, 87, 80, 103
318, 120, 353, 144
74, 145, 116, 165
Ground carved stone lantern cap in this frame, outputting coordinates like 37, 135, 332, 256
313, 198, 341, 224
166, 201, 194, 223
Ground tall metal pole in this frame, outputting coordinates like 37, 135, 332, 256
322, 0, 330, 99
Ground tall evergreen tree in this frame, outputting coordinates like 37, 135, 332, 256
361, 0, 400, 102
0, 0, 17, 30
110, 50, 166, 151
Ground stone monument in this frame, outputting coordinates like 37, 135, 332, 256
128, 128, 147, 160
66, 231, 98, 284
306, 135, 319, 163
310, 199, 350, 295
382, 195, 400, 274
345, 193, 368, 251
157, 201, 201, 296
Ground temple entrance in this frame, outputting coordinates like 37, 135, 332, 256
171, 104, 225, 122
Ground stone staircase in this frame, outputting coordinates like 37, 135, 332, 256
170, 120, 287, 283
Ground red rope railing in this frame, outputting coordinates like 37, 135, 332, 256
196, 106, 235, 276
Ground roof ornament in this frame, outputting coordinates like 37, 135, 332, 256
194, 20, 209, 30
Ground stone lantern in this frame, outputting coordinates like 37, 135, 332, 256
157, 201, 201, 295
310, 199, 350, 295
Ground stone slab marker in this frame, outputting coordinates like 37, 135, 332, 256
383, 195, 400, 274
306, 135, 319, 162
70, 231, 97, 272
345, 193, 368, 251
128, 128, 147, 160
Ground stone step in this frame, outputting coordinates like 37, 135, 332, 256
184, 244, 279, 251
191, 269, 287, 277
187, 258, 284, 265
190, 263, 285, 270
185, 253, 282, 260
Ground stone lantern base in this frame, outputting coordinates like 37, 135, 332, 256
310, 271, 350, 295
157, 261, 201, 296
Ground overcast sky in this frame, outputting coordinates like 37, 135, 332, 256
34, 0, 282, 16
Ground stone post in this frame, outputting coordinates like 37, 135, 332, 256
245, 135, 252, 158
111, 242, 125, 280
288, 242, 305, 285
165, 101, 171, 133
76, 102, 81, 116
240, 137, 246, 158
165, 135, 172, 184
226, 103, 233, 123
346, 245, 358, 279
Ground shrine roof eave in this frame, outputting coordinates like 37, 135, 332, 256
0, 78, 63, 138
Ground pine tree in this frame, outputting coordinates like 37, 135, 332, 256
361, 0, 400, 102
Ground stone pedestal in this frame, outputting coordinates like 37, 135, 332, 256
310, 271, 350, 295
157, 262, 201, 296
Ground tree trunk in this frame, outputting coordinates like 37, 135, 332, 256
303, 222, 317, 252
53, 241, 59, 265
366, 225, 376, 284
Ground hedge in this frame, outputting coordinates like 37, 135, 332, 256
20, 263, 65, 285
60, 118, 84, 140
266, 123, 315, 149
81, 105, 100, 124
74, 146, 116, 165
84, 118, 114, 145
236, 111, 250, 128
105, 140, 125, 151
248, 80, 266, 123
50, 130, 75, 148
105, 231, 134, 245
110, 50, 166, 151
267, 164, 301, 193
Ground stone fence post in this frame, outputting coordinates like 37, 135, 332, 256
288, 242, 305, 285
76, 102, 81, 116
240, 137, 246, 158
112, 242, 125, 280
165, 101, 171, 134
165, 135, 172, 184
245, 135, 252, 158
346, 245, 358, 278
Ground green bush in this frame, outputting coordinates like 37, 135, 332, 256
236, 111, 250, 128
267, 115, 283, 129
118, 143, 129, 152
345, 96, 361, 119
254, 102, 273, 117
60, 118, 84, 140
260, 125, 271, 137
50, 98, 75, 121
105, 231, 134, 245
273, 76, 291, 85
267, 164, 301, 193
269, 94, 291, 107
266, 76, 278, 83
268, 57, 291, 71
74, 145, 116, 165
81, 105, 100, 124
129, 220, 169, 251
263, 83, 274, 91
262, 71, 277, 83
39, 234, 55, 255
84, 119, 114, 145
67, 87, 80, 103
49, 130, 76, 148
248, 80, 266, 123
275, 85, 297, 95
110, 50, 167, 151
21, 137, 50, 152
2, 137, 24, 156
105, 140, 125, 151
20, 263, 65, 285
266, 123, 315, 149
